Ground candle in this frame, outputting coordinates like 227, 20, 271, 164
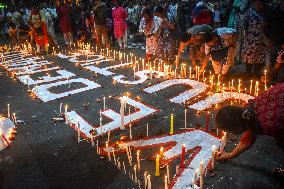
90, 133, 94, 147
129, 124, 132, 140
100, 116, 103, 134
160, 147, 164, 157
189, 66, 192, 78
211, 145, 216, 170
220, 132, 227, 153
137, 150, 141, 171
200, 160, 204, 189
7, 104, 10, 119
155, 155, 160, 176
59, 103, 62, 114
134, 165, 137, 183
202, 70, 205, 82
184, 109, 187, 128
144, 172, 147, 189
123, 161, 126, 174
106, 142, 111, 161
164, 176, 168, 189
197, 66, 200, 81
147, 175, 151, 189
107, 129, 110, 143
249, 80, 253, 94
146, 123, 149, 137
193, 169, 198, 185
181, 144, 186, 168
170, 114, 174, 135
13, 113, 17, 124
166, 164, 170, 183
231, 79, 234, 91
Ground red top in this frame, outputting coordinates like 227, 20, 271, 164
240, 83, 284, 147
34, 22, 48, 45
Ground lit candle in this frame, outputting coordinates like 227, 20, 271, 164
160, 147, 164, 157
144, 172, 147, 189
181, 144, 186, 168
199, 160, 204, 189
123, 161, 126, 174
129, 124, 132, 140
13, 113, 17, 124
137, 150, 141, 171
134, 165, 137, 183
166, 164, 170, 183
170, 114, 174, 135
220, 132, 227, 153
155, 155, 160, 176
197, 66, 200, 81
189, 66, 192, 78
106, 142, 111, 161
147, 175, 151, 189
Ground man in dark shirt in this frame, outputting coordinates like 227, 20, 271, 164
93, 0, 110, 48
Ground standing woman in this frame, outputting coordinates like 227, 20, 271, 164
112, 1, 128, 49
155, 6, 177, 63
139, 8, 162, 60
241, 0, 266, 78
56, 0, 73, 45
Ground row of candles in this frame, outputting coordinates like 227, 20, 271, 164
61, 94, 227, 189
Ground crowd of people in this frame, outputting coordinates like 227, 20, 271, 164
0, 0, 283, 83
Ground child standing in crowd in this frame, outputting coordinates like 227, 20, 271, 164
33, 15, 49, 54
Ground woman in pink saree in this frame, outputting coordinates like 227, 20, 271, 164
112, 1, 128, 49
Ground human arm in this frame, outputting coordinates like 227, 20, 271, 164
200, 53, 210, 72
217, 129, 257, 161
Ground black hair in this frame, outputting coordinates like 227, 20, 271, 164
154, 5, 164, 14
203, 31, 215, 43
215, 106, 249, 135
142, 8, 153, 16
180, 32, 192, 42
